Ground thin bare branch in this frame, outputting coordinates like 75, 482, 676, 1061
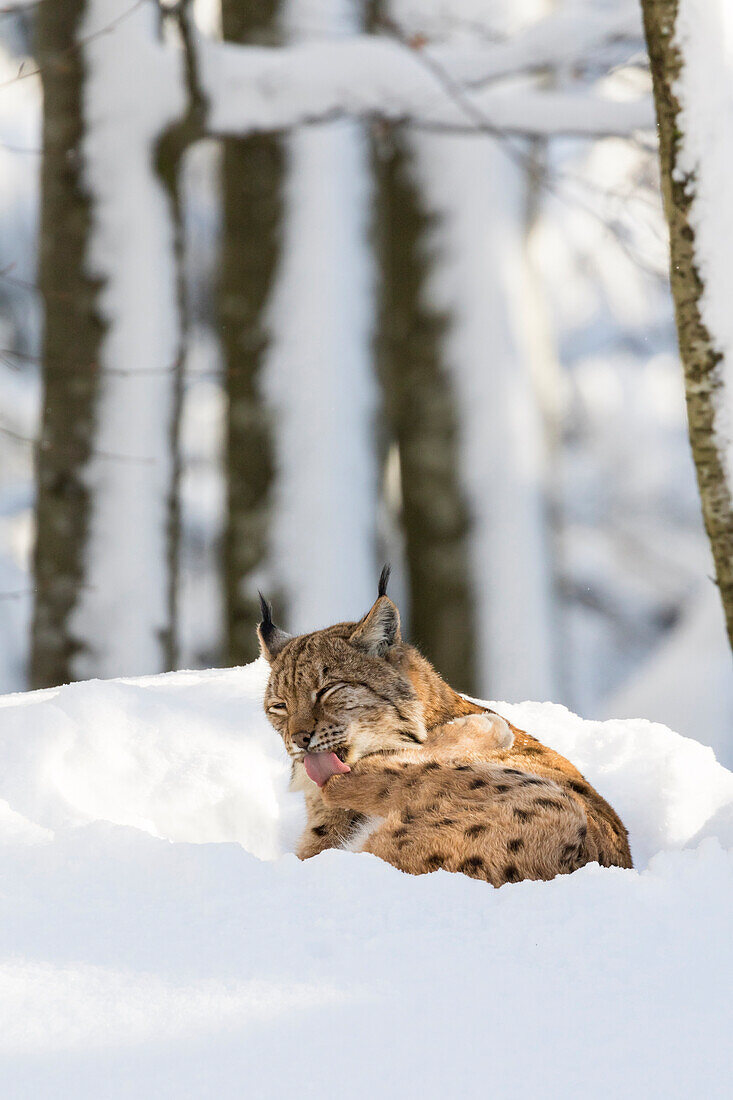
0, 0, 146, 88
0, 421, 156, 464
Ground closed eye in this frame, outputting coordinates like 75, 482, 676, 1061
317, 682, 349, 703
267, 702, 287, 715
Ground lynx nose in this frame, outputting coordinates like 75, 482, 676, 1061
292, 729, 313, 750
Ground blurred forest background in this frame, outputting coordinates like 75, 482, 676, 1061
0, 0, 730, 753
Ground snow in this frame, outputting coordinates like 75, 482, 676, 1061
177, 141, 227, 669
605, 583, 733, 768
200, 29, 653, 139
0, 6, 730, 1082
388, 0, 642, 81
674, 0, 733, 487
1, 661, 732, 1096
0, 663, 303, 856
70, 0, 187, 678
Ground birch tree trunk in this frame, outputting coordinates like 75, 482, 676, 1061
641, 0, 733, 652
219, 0, 283, 666
31, 0, 103, 688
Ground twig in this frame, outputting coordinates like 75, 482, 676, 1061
0, 0, 146, 88
375, 19, 663, 275
0, 421, 156, 464
0, 1, 46, 16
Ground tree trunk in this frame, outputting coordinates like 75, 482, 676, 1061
219, 0, 283, 665
372, 129, 477, 694
67, 0, 186, 680
641, 0, 733, 652
409, 129, 558, 703
31, 0, 103, 688
154, 0, 208, 672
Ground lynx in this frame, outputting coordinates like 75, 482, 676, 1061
259, 568, 632, 885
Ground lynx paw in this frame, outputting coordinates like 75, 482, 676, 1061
486, 714, 514, 750
449, 713, 514, 751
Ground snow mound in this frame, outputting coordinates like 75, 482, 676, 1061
0, 662, 305, 857
1, 662, 731, 1097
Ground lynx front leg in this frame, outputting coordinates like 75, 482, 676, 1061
296, 783, 361, 859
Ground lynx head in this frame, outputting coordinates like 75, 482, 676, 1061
258, 568, 426, 783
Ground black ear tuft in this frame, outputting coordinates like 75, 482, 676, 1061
378, 564, 391, 598
256, 592, 292, 661
258, 590, 273, 628
349, 593, 401, 656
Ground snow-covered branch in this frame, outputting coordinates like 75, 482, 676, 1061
197, 31, 653, 141
450, 3, 644, 88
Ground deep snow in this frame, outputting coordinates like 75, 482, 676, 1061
0, 660, 732, 1098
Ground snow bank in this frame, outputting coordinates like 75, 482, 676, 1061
0, 662, 304, 858
1, 664, 731, 1097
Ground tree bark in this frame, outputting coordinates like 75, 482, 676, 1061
641, 0, 733, 652
64, 0, 187, 681
30, 0, 104, 688
406, 130, 558, 703
219, 0, 283, 666
372, 130, 477, 694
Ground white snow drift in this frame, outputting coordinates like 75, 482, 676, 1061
0, 661, 731, 1098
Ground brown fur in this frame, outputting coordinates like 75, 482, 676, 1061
259, 590, 632, 881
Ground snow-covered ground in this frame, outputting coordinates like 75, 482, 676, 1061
1, 661, 731, 1098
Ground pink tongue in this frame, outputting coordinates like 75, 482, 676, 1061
303, 752, 351, 787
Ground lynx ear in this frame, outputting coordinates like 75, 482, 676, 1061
257, 592, 292, 662
349, 595, 401, 657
